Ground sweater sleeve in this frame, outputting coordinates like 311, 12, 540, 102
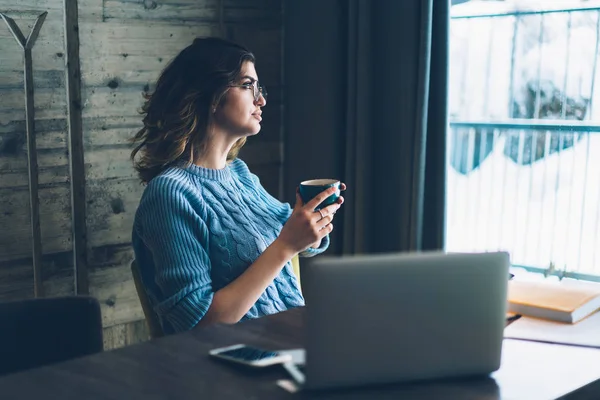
136, 178, 214, 333
231, 159, 330, 257
299, 235, 330, 258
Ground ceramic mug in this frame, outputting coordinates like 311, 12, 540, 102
299, 179, 341, 210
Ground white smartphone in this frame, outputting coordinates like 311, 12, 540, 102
208, 344, 293, 367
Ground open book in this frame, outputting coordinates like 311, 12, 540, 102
507, 279, 600, 324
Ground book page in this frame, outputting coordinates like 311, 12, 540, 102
504, 311, 600, 348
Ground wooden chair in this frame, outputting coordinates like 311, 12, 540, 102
130, 260, 165, 339
0, 296, 104, 376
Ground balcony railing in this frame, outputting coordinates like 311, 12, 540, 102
447, 121, 600, 281
448, 3, 600, 281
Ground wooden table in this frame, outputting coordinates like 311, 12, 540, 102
0, 307, 599, 399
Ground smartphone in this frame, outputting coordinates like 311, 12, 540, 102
208, 344, 292, 367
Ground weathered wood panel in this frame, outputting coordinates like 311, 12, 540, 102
0, 89, 66, 124
0, 185, 71, 262
78, 22, 220, 86
86, 178, 142, 248
0, 66, 64, 89
100, 0, 280, 25
102, 319, 149, 350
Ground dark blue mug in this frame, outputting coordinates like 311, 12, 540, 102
299, 179, 341, 210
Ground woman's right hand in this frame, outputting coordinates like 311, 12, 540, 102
277, 186, 343, 255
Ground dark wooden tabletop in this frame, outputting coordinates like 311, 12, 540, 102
0, 307, 599, 399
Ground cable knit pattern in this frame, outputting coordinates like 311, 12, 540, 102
132, 158, 329, 334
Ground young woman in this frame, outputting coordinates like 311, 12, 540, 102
130, 37, 345, 334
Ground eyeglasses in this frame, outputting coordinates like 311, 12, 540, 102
228, 80, 267, 102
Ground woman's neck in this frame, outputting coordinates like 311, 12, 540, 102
194, 152, 227, 170
194, 136, 236, 170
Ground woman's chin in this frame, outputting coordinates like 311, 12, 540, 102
248, 126, 261, 136
233, 124, 261, 137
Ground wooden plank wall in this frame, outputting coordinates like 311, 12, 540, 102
0, 0, 283, 350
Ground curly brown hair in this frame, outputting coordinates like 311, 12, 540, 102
130, 37, 256, 183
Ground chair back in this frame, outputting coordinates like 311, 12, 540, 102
131, 260, 164, 339
291, 254, 302, 291
0, 296, 103, 376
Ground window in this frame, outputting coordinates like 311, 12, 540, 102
447, 0, 600, 281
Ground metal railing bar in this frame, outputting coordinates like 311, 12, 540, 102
576, 133, 592, 272
523, 131, 535, 260
483, 19, 495, 117
535, 131, 552, 263
499, 134, 509, 247
534, 14, 545, 119
564, 134, 578, 271
459, 20, 472, 119
488, 129, 500, 247
466, 128, 476, 246
452, 6, 600, 20
551, 134, 566, 266
450, 120, 600, 132
512, 264, 600, 283
512, 129, 526, 254
508, 15, 519, 119
560, 12, 572, 119
475, 127, 486, 248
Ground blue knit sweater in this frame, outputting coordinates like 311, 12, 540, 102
132, 158, 328, 334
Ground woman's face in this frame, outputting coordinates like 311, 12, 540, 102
212, 61, 267, 139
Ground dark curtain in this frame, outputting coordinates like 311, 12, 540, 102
283, 0, 449, 255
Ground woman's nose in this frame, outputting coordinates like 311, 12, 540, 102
255, 93, 266, 106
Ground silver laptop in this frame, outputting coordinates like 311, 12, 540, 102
285, 251, 509, 391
